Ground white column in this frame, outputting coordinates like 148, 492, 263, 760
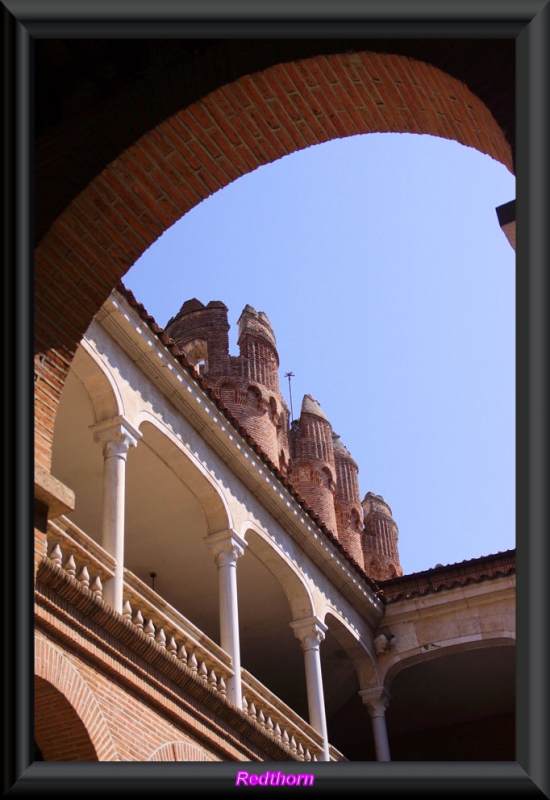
91, 417, 140, 614
291, 616, 330, 761
205, 529, 247, 709
359, 686, 392, 762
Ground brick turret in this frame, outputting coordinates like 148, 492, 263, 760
228, 305, 288, 464
165, 299, 230, 377
237, 305, 280, 393
165, 300, 289, 469
166, 299, 403, 581
362, 492, 403, 581
332, 434, 363, 567
288, 395, 338, 537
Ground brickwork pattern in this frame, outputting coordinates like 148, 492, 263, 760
289, 398, 338, 537
333, 435, 364, 566
34, 50, 513, 473
165, 300, 288, 468
34, 591, 264, 762
35, 635, 118, 760
149, 741, 211, 761
362, 493, 403, 580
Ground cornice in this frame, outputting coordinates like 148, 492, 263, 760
95, 289, 384, 625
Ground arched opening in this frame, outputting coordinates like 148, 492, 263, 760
32, 42, 516, 764
34, 677, 98, 761
123, 129, 514, 574
385, 643, 515, 760
51, 341, 231, 642
319, 612, 379, 760
123, 421, 222, 639
34, 47, 514, 476
239, 526, 315, 721
180, 338, 208, 373
148, 741, 212, 762
51, 357, 113, 539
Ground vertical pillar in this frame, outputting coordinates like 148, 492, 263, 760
359, 686, 392, 762
91, 417, 140, 614
205, 529, 247, 709
290, 616, 330, 761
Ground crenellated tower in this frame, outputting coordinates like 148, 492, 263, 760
165, 298, 230, 377
165, 298, 403, 580
332, 434, 364, 567
361, 492, 403, 581
165, 299, 290, 470
288, 395, 338, 537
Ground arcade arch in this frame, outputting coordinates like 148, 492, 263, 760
33, 42, 516, 763
35, 48, 513, 472
34, 637, 117, 761
383, 641, 516, 761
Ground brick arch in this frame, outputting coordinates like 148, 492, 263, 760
148, 741, 212, 762
35, 50, 513, 470
34, 678, 98, 762
34, 635, 119, 761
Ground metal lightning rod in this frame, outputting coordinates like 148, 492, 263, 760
284, 372, 295, 422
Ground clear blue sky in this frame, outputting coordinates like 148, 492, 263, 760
124, 132, 515, 575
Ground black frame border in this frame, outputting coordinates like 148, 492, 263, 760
3, 0, 549, 796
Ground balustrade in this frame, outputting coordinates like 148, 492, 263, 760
42, 516, 345, 762
47, 517, 115, 600
120, 577, 232, 700
241, 669, 343, 761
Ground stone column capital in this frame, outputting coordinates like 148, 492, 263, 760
290, 616, 328, 652
90, 416, 141, 458
359, 686, 391, 718
205, 529, 247, 567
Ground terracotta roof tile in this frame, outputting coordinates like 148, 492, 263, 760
377, 549, 516, 603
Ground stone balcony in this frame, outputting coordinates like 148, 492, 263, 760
37, 515, 345, 763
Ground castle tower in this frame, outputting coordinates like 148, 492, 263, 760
237, 305, 280, 393
288, 395, 338, 537
361, 492, 403, 581
230, 305, 288, 464
332, 434, 364, 567
165, 299, 230, 377
165, 300, 289, 470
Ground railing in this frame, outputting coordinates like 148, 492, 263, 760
122, 568, 233, 696
242, 669, 345, 761
47, 516, 115, 597
43, 516, 345, 762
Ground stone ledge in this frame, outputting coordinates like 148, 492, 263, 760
34, 465, 75, 519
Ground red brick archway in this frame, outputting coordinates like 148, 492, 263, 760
148, 741, 212, 761
34, 636, 118, 760
34, 677, 99, 762
35, 50, 513, 471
